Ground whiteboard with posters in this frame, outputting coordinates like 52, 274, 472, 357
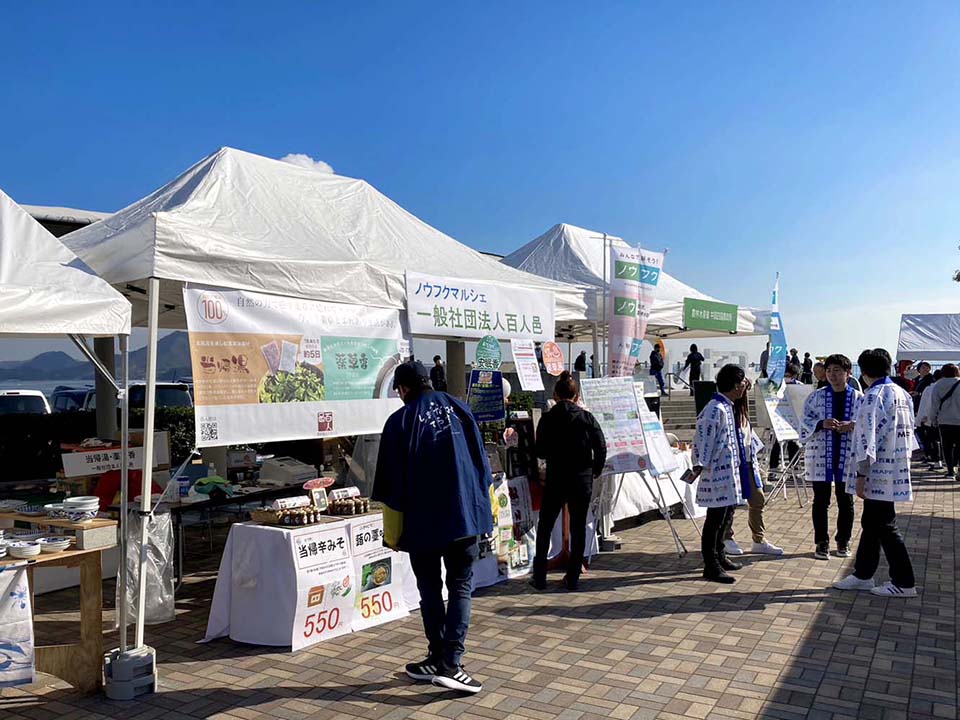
580, 376, 648, 474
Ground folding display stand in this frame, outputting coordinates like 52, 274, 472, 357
766, 443, 808, 508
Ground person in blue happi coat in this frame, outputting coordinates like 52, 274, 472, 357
372, 360, 492, 694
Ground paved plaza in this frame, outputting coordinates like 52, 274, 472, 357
2, 463, 956, 720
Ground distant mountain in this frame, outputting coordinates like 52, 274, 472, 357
0, 332, 193, 382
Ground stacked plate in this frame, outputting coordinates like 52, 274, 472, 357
18, 504, 46, 517
63, 496, 100, 523
7, 541, 42, 559
37, 537, 72, 554
0, 499, 27, 514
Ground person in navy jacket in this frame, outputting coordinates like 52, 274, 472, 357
372, 360, 493, 694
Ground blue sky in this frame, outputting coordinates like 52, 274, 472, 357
2, 3, 959, 361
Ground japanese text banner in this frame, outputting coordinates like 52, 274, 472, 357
405, 272, 555, 342
607, 246, 664, 377
183, 285, 405, 447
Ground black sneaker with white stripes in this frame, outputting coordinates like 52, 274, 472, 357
405, 658, 442, 681
432, 664, 483, 693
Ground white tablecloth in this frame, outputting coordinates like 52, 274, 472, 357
203, 520, 419, 646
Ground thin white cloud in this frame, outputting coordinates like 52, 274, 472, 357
280, 153, 334, 174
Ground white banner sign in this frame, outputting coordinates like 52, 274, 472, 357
580, 376, 648, 474
608, 245, 664, 377
61, 433, 169, 477
291, 522, 355, 651
183, 285, 405, 447
406, 271, 555, 342
510, 339, 545, 392
349, 515, 409, 632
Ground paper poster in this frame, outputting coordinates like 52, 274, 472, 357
291, 522, 356, 650
505, 477, 535, 578
541, 342, 565, 376
755, 380, 801, 442
406, 271, 555, 342
183, 285, 405, 447
0, 567, 34, 688
580, 376, 647, 474
510, 339, 545, 392
608, 245, 664, 377
348, 515, 409, 632
468, 370, 506, 422
633, 384, 679, 476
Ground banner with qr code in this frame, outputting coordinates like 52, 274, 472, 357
183, 285, 408, 447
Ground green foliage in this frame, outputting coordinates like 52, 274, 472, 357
129, 407, 195, 465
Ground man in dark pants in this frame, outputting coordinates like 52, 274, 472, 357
834, 349, 917, 598
429, 355, 448, 392
799, 354, 862, 560
690, 364, 754, 584
373, 361, 493, 693
531, 372, 606, 591
649, 345, 666, 395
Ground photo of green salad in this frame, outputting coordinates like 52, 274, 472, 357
258, 363, 326, 403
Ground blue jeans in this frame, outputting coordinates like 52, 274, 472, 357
408, 536, 478, 668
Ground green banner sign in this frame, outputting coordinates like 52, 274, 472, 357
683, 298, 739, 333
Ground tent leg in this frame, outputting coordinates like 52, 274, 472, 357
118, 336, 129, 653
591, 322, 600, 379
136, 278, 160, 650
446, 340, 466, 400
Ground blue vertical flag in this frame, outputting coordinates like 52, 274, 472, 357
767, 274, 788, 388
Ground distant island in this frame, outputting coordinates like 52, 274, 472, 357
0, 332, 193, 382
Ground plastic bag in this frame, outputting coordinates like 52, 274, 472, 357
116, 509, 175, 627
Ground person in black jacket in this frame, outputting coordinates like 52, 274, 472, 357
531, 371, 607, 591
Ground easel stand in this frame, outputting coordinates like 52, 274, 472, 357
637, 472, 688, 557
665, 471, 702, 538
767, 447, 807, 507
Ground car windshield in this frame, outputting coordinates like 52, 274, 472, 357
0, 395, 48, 415
129, 386, 192, 409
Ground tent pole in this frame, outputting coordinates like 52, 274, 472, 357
118, 334, 130, 653
601, 234, 608, 377
135, 278, 160, 649
591, 321, 599, 379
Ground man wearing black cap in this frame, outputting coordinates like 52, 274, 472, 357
372, 360, 493, 694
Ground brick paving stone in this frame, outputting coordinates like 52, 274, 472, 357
1, 462, 956, 719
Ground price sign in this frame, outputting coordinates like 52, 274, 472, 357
350, 515, 408, 631
291, 522, 355, 650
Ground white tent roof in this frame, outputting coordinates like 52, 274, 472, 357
0, 188, 131, 337
63, 148, 587, 329
503, 223, 768, 338
897, 313, 960, 362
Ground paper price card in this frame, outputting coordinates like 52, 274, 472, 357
349, 515, 409, 631
291, 523, 356, 650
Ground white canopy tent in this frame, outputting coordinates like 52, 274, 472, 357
0, 188, 141, 678
64, 147, 587, 329
897, 313, 960, 363
503, 223, 768, 340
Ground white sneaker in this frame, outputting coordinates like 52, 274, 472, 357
833, 574, 875, 591
751, 541, 784, 555
869, 582, 917, 598
723, 539, 744, 556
